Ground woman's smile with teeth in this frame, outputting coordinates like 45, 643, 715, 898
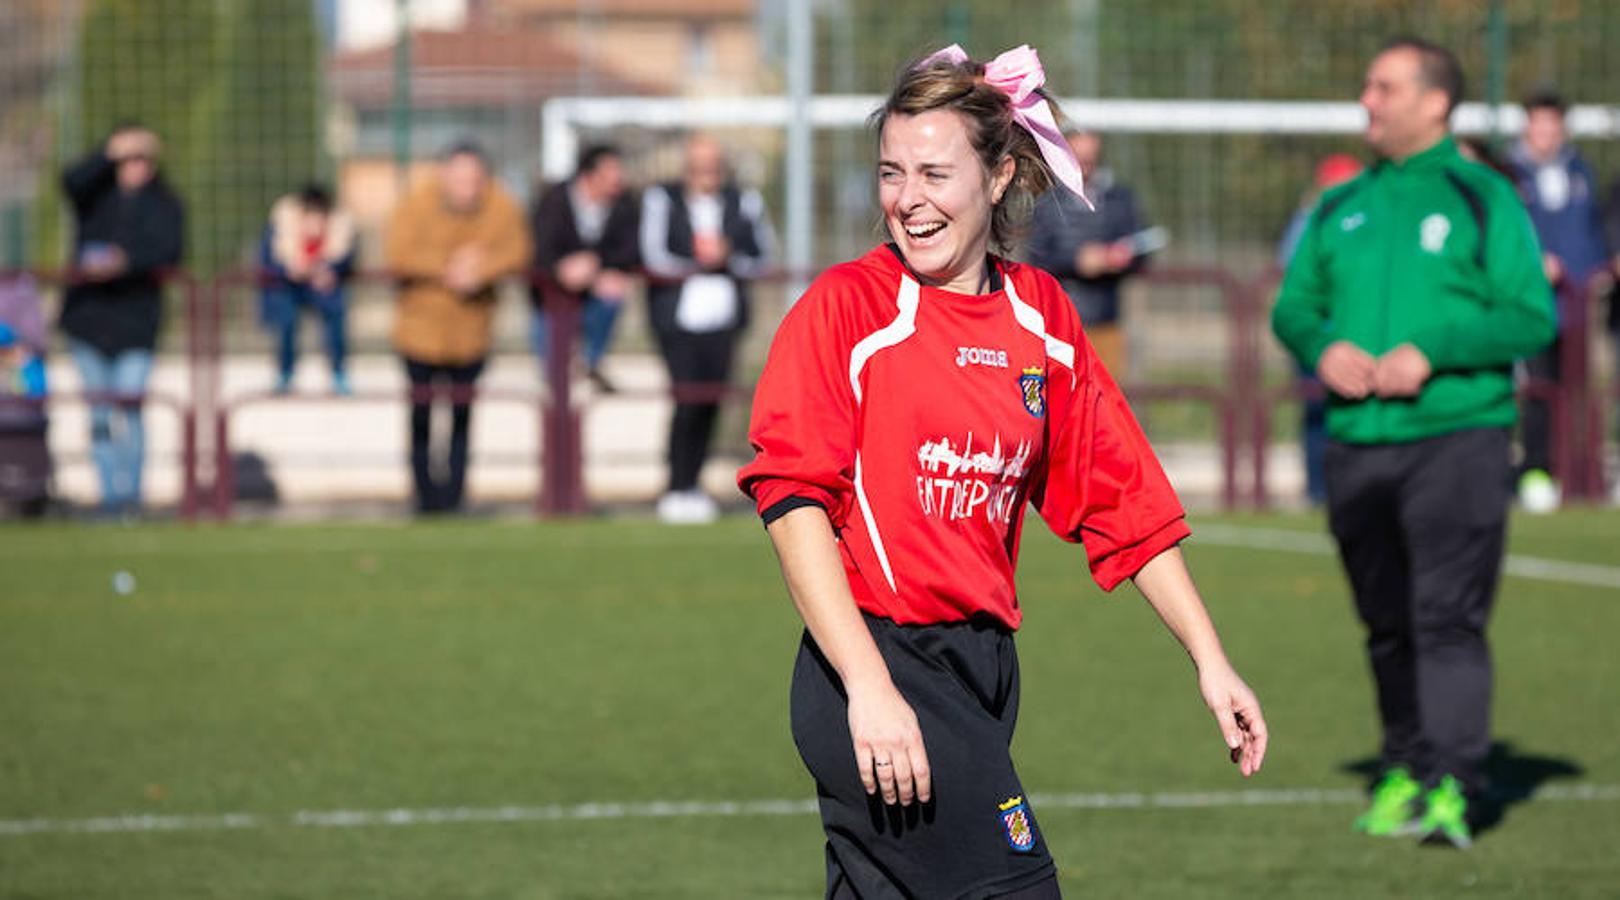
906, 222, 945, 238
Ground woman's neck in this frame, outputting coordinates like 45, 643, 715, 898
888, 245, 994, 295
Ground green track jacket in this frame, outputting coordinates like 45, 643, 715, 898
1272, 136, 1556, 445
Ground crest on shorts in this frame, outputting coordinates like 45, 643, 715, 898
999, 795, 1036, 852
1018, 367, 1046, 419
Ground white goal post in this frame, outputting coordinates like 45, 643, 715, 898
541, 95, 1620, 270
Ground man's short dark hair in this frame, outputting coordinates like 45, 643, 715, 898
576, 143, 621, 176
1523, 88, 1567, 116
1381, 36, 1465, 115
296, 183, 334, 213
442, 139, 490, 168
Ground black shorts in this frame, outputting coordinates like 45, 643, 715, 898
790, 614, 1057, 899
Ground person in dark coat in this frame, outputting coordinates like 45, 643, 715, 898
1503, 90, 1609, 512
59, 123, 184, 516
1026, 128, 1150, 378
530, 143, 640, 393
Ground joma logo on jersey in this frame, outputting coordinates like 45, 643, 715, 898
956, 346, 1009, 368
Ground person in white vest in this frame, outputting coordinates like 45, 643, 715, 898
641, 135, 775, 523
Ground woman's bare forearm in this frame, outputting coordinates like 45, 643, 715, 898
1130, 546, 1229, 671
765, 506, 892, 689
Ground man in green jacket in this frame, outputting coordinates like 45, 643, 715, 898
1273, 37, 1555, 849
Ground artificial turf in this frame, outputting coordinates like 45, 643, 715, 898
3, 510, 1617, 898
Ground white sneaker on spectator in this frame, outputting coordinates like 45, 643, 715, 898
657, 489, 719, 525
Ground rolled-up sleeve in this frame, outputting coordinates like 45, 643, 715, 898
736, 281, 857, 528
1031, 327, 1189, 590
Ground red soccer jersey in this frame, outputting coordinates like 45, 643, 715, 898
738, 245, 1189, 630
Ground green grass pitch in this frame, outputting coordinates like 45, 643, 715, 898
3, 510, 1619, 898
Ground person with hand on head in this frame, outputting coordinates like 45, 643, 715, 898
530, 143, 640, 394
740, 44, 1267, 899
261, 184, 358, 396
1272, 38, 1555, 849
59, 122, 185, 518
642, 135, 774, 524
386, 140, 532, 514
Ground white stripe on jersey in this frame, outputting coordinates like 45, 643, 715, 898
853, 452, 897, 593
847, 275, 920, 403
845, 274, 919, 594
1004, 278, 1076, 371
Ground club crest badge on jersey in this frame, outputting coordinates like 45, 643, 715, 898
1018, 367, 1046, 418
999, 795, 1036, 852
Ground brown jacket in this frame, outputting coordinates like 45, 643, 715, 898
386, 179, 532, 364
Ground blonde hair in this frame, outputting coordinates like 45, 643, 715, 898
871, 52, 1060, 252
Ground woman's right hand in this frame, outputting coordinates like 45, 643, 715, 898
846, 677, 931, 806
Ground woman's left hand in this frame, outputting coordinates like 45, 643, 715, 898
1198, 662, 1268, 777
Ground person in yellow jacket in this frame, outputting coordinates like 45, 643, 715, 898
386, 141, 533, 513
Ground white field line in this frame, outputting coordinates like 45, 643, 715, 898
3, 783, 1617, 838
1193, 524, 1620, 591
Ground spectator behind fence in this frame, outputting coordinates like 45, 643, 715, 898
0, 276, 50, 518
1608, 181, 1620, 503
386, 141, 533, 515
261, 185, 358, 396
1272, 37, 1554, 848
530, 143, 639, 394
1278, 153, 1364, 506
59, 123, 185, 518
1026, 128, 1150, 377
641, 135, 775, 524
1504, 90, 1609, 513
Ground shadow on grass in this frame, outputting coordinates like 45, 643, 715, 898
1340, 741, 1583, 836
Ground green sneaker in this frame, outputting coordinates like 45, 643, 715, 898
1415, 776, 1473, 849
1353, 767, 1422, 836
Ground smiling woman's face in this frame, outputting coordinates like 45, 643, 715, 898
878, 109, 1013, 294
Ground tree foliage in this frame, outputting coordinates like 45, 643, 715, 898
37, 0, 322, 273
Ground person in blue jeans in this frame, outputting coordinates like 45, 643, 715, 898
261, 185, 357, 395
58, 123, 184, 516
529, 144, 640, 393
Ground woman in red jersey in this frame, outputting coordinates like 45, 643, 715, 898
737, 45, 1268, 898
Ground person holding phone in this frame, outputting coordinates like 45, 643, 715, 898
59, 122, 185, 517
1027, 128, 1153, 378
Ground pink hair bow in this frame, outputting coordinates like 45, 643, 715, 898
919, 44, 1093, 209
